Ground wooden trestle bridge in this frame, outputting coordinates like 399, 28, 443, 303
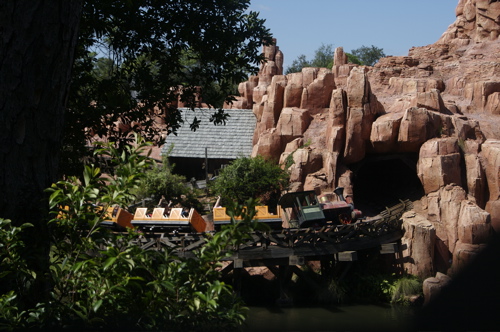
135, 199, 412, 266
128, 199, 412, 302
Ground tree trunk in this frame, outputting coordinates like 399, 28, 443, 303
0, 0, 82, 301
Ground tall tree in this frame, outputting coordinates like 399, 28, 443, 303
0, 1, 83, 292
350, 45, 386, 66
285, 44, 334, 74
286, 43, 385, 74
0, 0, 271, 302
63, 0, 272, 175
286, 54, 310, 74
309, 43, 334, 68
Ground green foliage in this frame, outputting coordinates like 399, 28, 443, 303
286, 44, 334, 74
344, 272, 422, 305
284, 152, 295, 170
61, 0, 273, 176
458, 138, 466, 152
211, 156, 289, 206
0, 219, 35, 329
286, 43, 385, 74
284, 140, 311, 170
0, 135, 257, 330
346, 53, 362, 65
388, 275, 422, 304
310, 44, 334, 68
286, 54, 309, 74
133, 153, 203, 211
350, 45, 386, 66
340, 266, 394, 304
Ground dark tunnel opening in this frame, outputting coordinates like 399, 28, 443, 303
351, 153, 424, 217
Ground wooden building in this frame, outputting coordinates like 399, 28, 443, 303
161, 108, 256, 182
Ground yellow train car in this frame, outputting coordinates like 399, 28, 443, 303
213, 205, 283, 229
130, 207, 207, 233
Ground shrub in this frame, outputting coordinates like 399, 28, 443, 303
132, 154, 203, 211
0, 134, 255, 330
211, 156, 289, 206
389, 275, 422, 304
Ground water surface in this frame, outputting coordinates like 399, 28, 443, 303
243, 304, 416, 332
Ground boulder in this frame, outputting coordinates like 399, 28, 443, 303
337, 166, 354, 196
276, 108, 312, 146
260, 75, 287, 130
282, 137, 303, 154
333, 46, 348, 66
303, 113, 328, 148
300, 69, 335, 110
426, 185, 467, 255
226, 76, 259, 109
411, 89, 447, 113
417, 138, 462, 194
422, 272, 452, 305
288, 152, 306, 184
398, 108, 443, 152
480, 139, 500, 201
302, 67, 320, 87
328, 88, 347, 127
284, 71, 304, 108
451, 116, 484, 142
481, 139, 500, 235
275, 50, 284, 75
450, 241, 488, 276
465, 81, 500, 110
463, 144, 487, 208
457, 200, 492, 245
485, 199, 500, 232
304, 171, 329, 191
485, 92, 500, 115
253, 84, 269, 106
287, 148, 322, 185
370, 112, 403, 153
346, 67, 369, 108
251, 128, 281, 160
327, 126, 344, 154
324, 151, 340, 189
302, 148, 324, 177
401, 211, 436, 279
343, 107, 366, 164
388, 77, 444, 95
333, 64, 355, 87
226, 2, 500, 281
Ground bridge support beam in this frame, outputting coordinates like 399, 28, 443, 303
277, 265, 294, 306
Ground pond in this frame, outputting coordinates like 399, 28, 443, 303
243, 304, 417, 332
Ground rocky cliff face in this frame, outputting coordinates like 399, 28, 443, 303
228, 0, 500, 280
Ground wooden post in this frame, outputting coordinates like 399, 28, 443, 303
277, 265, 293, 306
233, 267, 242, 296
205, 147, 209, 194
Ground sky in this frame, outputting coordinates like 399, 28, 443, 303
249, 0, 459, 71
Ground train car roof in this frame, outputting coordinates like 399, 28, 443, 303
278, 191, 317, 208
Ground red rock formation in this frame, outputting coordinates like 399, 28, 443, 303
230, 0, 500, 285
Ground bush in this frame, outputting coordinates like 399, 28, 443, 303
211, 156, 289, 206
389, 275, 422, 304
133, 154, 203, 211
0, 134, 255, 330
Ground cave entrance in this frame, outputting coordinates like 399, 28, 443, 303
351, 153, 424, 217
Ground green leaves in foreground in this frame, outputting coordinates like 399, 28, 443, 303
0, 134, 253, 331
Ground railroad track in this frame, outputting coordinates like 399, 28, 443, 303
133, 199, 413, 255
